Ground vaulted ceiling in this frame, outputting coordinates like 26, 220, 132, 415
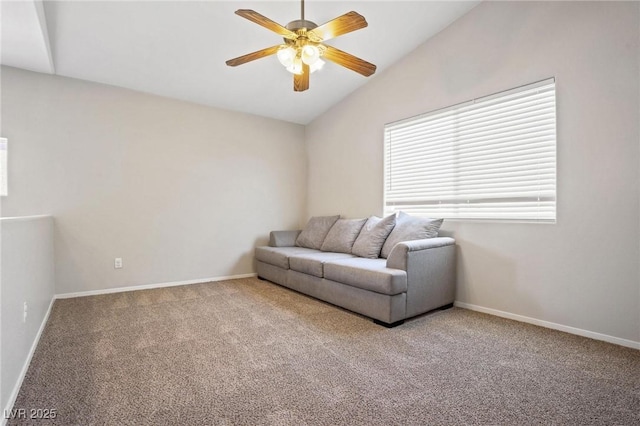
2, 1, 480, 124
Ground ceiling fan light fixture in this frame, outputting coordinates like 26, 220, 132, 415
301, 44, 320, 65
226, 1, 377, 92
286, 57, 304, 75
309, 58, 325, 73
277, 46, 296, 67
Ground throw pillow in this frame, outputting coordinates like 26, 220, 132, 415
295, 215, 340, 250
380, 211, 443, 258
320, 218, 367, 254
351, 214, 397, 259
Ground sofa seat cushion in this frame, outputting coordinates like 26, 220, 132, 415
289, 252, 357, 278
324, 258, 407, 295
255, 246, 320, 270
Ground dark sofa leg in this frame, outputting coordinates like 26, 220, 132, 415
440, 303, 454, 310
373, 319, 405, 328
257, 276, 267, 281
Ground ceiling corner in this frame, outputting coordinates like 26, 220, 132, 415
34, 0, 55, 74
1, 0, 55, 74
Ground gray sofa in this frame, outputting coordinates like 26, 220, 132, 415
255, 229, 456, 327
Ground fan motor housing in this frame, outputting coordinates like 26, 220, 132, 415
286, 19, 318, 32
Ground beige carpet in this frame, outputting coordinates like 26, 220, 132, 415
9, 278, 640, 425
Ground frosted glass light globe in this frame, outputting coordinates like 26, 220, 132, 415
286, 57, 303, 75
310, 59, 325, 73
301, 45, 320, 65
277, 46, 296, 67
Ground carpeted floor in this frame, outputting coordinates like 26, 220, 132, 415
8, 278, 640, 425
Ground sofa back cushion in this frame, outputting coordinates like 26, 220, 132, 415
380, 212, 443, 258
296, 215, 340, 250
351, 214, 396, 259
320, 218, 367, 254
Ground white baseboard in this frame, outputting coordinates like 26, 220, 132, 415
454, 301, 640, 350
55, 273, 258, 299
2, 297, 55, 426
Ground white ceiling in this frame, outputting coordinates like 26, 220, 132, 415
2, 1, 479, 124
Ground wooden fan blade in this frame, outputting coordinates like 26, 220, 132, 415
307, 11, 368, 43
294, 64, 310, 92
235, 9, 298, 40
322, 45, 376, 77
226, 45, 281, 67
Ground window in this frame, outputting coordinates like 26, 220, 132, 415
0, 138, 6, 196
384, 78, 556, 222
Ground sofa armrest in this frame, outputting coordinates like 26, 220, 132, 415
269, 230, 302, 247
386, 237, 456, 318
386, 237, 456, 270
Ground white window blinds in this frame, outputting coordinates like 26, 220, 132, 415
384, 78, 556, 222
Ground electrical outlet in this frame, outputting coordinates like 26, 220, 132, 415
23, 302, 28, 323
114, 258, 123, 269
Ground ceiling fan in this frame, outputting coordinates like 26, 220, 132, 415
225, 0, 377, 92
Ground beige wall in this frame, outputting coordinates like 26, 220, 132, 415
1, 67, 306, 294
306, 2, 640, 342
